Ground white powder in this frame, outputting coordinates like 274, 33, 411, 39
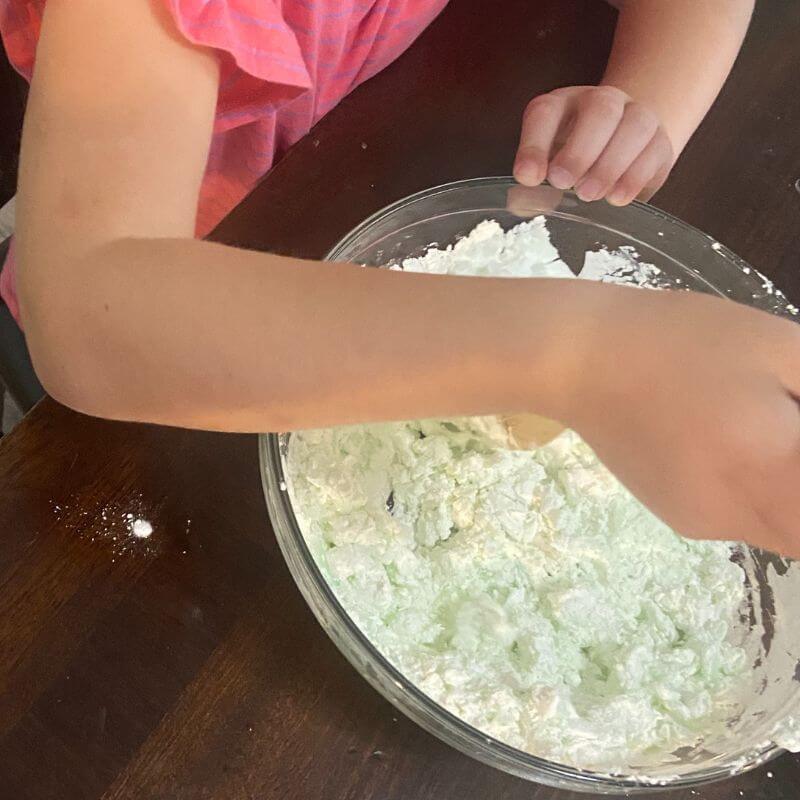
131, 518, 153, 539
286, 219, 749, 771
399, 217, 575, 279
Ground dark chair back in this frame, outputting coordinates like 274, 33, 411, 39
0, 36, 44, 413
0, 237, 45, 413
0, 35, 27, 207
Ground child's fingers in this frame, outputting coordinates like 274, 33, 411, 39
547, 87, 625, 190
607, 130, 673, 206
513, 93, 568, 186
574, 103, 659, 202
638, 134, 674, 201
636, 159, 671, 202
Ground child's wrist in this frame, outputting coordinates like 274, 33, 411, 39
516, 280, 614, 424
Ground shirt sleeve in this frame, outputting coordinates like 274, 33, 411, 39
1, 0, 313, 110
166, 0, 312, 111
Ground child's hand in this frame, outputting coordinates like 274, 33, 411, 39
561, 288, 800, 557
513, 85, 674, 205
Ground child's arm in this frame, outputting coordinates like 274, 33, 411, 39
17, 0, 586, 432
17, 0, 800, 558
602, 0, 754, 155
514, 0, 754, 204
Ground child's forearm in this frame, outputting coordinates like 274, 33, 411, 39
602, 0, 754, 154
15, 0, 602, 433
24, 235, 602, 432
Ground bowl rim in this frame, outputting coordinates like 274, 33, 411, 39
326, 176, 797, 318
260, 177, 790, 793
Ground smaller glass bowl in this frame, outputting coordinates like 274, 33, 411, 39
260, 178, 800, 794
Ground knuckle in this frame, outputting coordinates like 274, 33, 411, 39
524, 94, 558, 118
593, 85, 627, 105
584, 94, 621, 119
623, 102, 659, 136
586, 86, 625, 114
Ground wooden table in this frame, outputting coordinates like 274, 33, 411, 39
2, 1, 800, 798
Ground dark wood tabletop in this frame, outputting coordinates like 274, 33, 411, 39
2, 1, 800, 798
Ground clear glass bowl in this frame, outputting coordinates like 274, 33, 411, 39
260, 178, 800, 793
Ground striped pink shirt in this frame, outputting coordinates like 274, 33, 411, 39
0, 0, 448, 321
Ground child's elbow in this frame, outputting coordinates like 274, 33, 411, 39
21, 295, 112, 419
26, 333, 103, 418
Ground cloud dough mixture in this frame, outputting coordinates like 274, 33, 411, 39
286, 218, 748, 770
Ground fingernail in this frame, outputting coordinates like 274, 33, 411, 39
547, 166, 574, 190
514, 163, 541, 186
576, 178, 601, 202
607, 189, 628, 206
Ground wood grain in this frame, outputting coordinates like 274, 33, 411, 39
1, 1, 799, 798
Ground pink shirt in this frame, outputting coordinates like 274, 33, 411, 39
0, 0, 448, 321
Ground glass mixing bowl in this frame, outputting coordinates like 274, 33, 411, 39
260, 177, 800, 794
